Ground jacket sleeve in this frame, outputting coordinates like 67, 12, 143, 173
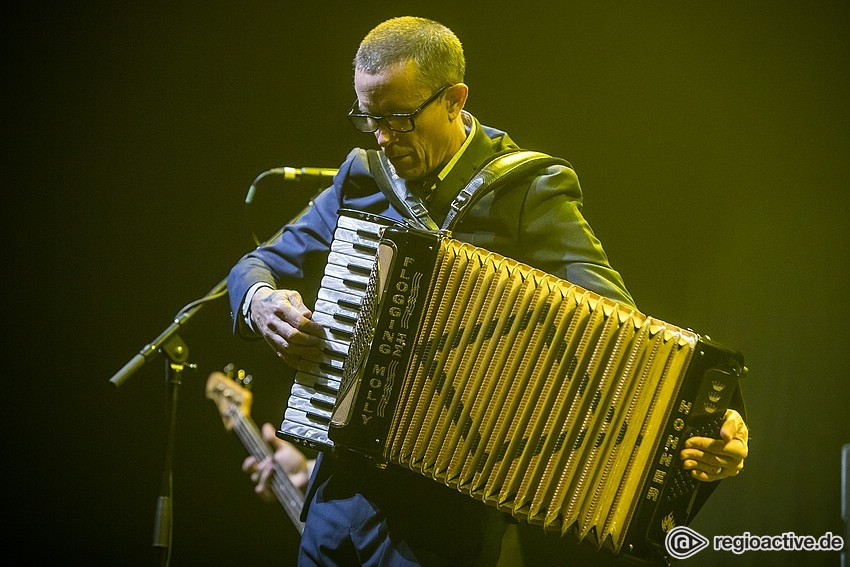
226, 148, 400, 335
225, 183, 338, 336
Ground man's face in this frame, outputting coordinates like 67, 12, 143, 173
353, 61, 458, 181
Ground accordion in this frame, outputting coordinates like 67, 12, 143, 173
278, 209, 745, 561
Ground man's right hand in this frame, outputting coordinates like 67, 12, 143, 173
250, 287, 324, 368
243, 422, 314, 501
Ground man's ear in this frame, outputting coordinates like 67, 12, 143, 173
445, 83, 469, 120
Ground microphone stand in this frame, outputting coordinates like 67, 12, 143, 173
152, 341, 193, 567
109, 281, 222, 567
107, 171, 328, 566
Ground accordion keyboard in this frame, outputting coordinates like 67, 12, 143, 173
277, 210, 396, 450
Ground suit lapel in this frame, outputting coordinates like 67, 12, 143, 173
428, 114, 515, 227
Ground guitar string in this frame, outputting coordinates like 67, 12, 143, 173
230, 408, 306, 532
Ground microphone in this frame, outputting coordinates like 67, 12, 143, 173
245, 166, 339, 204
275, 166, 338, 181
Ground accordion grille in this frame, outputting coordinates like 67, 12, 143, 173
382, 238, 697, 546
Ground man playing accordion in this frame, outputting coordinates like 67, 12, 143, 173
229, 16, 749, 567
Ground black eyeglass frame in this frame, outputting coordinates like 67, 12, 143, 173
347, 84, 452, 133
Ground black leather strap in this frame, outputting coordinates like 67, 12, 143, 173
441, 150, 571, 231
367, 147, 570, 233
366, 149, 438, 230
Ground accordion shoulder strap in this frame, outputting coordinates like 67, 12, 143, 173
366, 147, 571, 232
366, 149, 439, 230
441, 149, 572, 231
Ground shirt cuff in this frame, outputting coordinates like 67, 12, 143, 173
241, 282, 273, 333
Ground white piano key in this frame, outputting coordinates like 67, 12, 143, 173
312, 310, 357, 337
326, 250, 375, 274
320, 274, 369, 298
323, 263, 371, 288
292, 370, 341, 393
290, 382, 337, 407
278, 418, 333, 449
331, 238, 379, 262
287, 395, 332, 420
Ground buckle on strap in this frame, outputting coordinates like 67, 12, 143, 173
450, 176, 484, 211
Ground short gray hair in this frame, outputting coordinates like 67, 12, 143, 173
354, 16, 465, 91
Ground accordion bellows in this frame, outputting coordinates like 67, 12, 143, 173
280, 210, 745, 560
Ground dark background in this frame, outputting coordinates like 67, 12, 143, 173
4, 2, 848, 566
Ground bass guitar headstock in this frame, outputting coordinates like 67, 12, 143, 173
205, 363, 255, 431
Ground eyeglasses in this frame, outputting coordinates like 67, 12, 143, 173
347, 84, 451, 133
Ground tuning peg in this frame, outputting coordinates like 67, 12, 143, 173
234, 367, 254, 390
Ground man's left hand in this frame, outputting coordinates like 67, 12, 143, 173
680, 409, 749, 482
